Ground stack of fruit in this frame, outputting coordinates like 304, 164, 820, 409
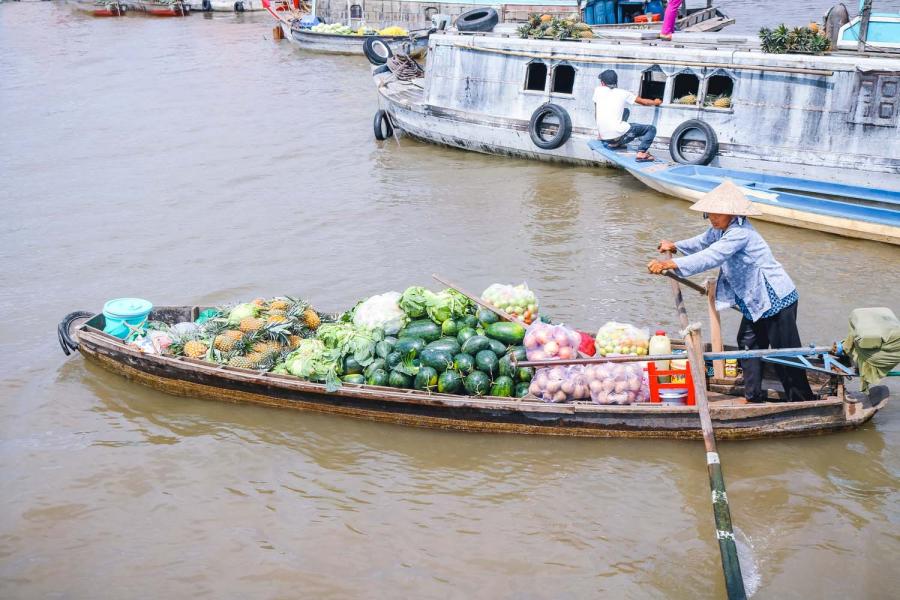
594, 322, 650, 357
481, 283, 539, 325
310, 22, 355, 35
516, 14, 593, 41
167, 296, 322, 370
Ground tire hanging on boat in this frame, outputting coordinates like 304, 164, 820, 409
363, 37, 394, 66
201, 0, 211, 10
57, 311, 94, 356
373, 109, 394, 141
234, 1, 245, 11
456, 8, 499, 32
528, 103, 572, 150
669, 119, 719, 165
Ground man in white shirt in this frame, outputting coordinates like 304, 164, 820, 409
593, 69, 662, 162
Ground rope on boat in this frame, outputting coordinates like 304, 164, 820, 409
387, 53, 424, 81
58, 311, 94, 356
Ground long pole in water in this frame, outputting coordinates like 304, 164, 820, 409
663, 253, 746, 599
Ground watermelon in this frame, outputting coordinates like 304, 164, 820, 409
441, 319, 459, 337
420, 347, 455, 372
414, 366, 439, 391
438, 370, 463, 394
475, 349, 499, 376
388, 370, 413, 388
464, 370, 490, 395
375, 340, 394, 360
386, 350, 403, 370
394, 337, 426, 357
490, 375, 515, 397
461, 335, 492, 355
367, 369, 390, 387
477, 309, 499, 327
498, 355, 515, 378
515, 382, 530, 398
485, 322, 526, 345
399, 319, 442, 343
506, 346, 527, 362
426, 337, 461, 355
343, 356, 363, 375
454, 353, 475, 374
516, 366, 534, 382
342, 373, 366, 384
457, 327, 477, 346
487, 338, 507, 357
364, 358, 386, 378
462, 314, 478, 328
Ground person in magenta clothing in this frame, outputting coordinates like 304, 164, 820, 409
659, 0, 683, 40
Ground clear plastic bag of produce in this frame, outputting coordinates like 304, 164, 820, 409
523, 321, 580, 361
594, 322, 650, 357
352, 291, 408, 335
528, 365, 590, 403
481, 283, 539, 324
583, 361, 650, 405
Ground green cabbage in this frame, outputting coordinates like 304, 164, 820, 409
315, 322, 383, 367
399, 286, 431, 318
227, 302, 258, 325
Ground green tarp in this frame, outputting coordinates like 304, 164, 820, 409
842, 307, 900, 391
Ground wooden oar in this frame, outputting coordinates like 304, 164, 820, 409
432, 274, 526, 326
665, 252, 747, 600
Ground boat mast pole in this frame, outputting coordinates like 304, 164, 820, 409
664, 253, 747, 600
858, 0, 873, 52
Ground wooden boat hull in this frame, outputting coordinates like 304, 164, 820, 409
69, 310, 889, 440
73, 1, 127, 15
587, 141, 900, 246
280, 23, 427, 57
136, 1, 190, 15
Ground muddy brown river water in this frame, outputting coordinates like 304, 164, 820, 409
2, 2, 899, 598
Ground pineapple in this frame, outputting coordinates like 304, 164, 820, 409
677, 94, 697, 105
269, 299, 290, 311
223, 329, 243, 341
288, 334, 302, 349
303, 308, 321, 330
713, 96, 732, 109
579, 29, 594, 39
184, 340, 209, 358
267, 314, 288, 325
228, 355, 256, 369
252, 340, 283, 354
252, 297, 266, 307
239, 317, 264, 333
215, 335, 238, 352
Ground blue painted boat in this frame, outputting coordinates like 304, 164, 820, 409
587, 140, 900, 245
837, 1, 900, 51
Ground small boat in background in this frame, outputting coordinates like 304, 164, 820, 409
134, 0, 190, 16
187, 0, 266, 11
73, 0, 128, 16
588, 141, 900, 246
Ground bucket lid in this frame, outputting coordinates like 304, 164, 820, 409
655, 329, 666, 336
103, 297, 153, 318
659, 388, 689, 398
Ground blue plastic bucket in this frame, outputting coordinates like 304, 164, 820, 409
102, 298, 153, 340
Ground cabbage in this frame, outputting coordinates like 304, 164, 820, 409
399, 286, 431, 318
285, 339, 342, 391
316, 322, 382, 367
425, 291, 453, 324
353, 292, 408, 335
227, 302, 258, 325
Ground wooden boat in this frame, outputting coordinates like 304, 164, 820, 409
188, 0, 266, 11
587, 141, 900, 246
58, 306, 890, 440
266, 4, 428, 58
134, 0, 190, 16
73, 0, 128, 16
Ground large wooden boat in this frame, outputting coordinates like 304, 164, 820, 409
59, 306, 890, 440
72, 0, 128, 16
134, 0, 190, 16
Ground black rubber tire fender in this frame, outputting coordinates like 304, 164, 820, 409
234, 1, 245, 12
58, 311, 94, 356
201, 0, 211, 10
528, 103, 572, 150
456, 8, 499, 33
669, 119, 718, 165
373, 109, 394, 141
363, 37, 393, 66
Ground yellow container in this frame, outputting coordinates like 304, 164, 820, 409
725, 358, 738, 378
670, 357, 688, 384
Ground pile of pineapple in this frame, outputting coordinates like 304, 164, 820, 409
517, 13, 593, 41
168, 297, 322, 371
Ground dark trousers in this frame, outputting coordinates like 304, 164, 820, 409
737, 302, 814, 402
606, 108, 657, 152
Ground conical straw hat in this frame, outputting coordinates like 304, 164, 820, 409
689, 180, 763, 216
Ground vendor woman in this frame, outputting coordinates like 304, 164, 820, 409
647, 181, 814, 403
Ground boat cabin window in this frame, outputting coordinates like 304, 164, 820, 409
704, 73, 734, 108
639, 66, 667, 102
849, 72, 900, 127
672, 72, 700, 105
525, 62, 548, 92
551, 64, 576, 95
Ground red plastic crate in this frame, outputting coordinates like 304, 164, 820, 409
646, 361, 696, 405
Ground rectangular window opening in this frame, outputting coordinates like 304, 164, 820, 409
525, 63, 547, 92
640, 69, 666, 101
705, 75, 734, 107
672, 73, 700, 104
551, 65, 575, 94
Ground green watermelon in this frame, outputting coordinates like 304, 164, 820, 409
343, 373, 366, 384
490, 375, 515, 397
475, 349, 499, 376
441, 319, 459, 337
454, 353, 475, 374
420, 347, 455, 372
516, 367, 534, 382
485, 322, 526, 345
457, 327, 477, 346
414, 366, 439, 391
438, 370, 463, 394
367, 369, 390, 386
364, 358, 386, 378
487, 338, 507, 357
343, 356, 363, 375
399, 319, 442, 343
461, 335, 492, 355
388, 370, 413, 389
394, 337, 426, 357
477, 309, 499, 327
515, 382, 530, 398
464, 371, 490, 396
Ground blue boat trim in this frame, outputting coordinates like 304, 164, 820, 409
587, 141, 900, 229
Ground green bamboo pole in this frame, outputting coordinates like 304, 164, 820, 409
665, 253, 747, 600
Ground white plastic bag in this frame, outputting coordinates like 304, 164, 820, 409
481, 282, 539, 324
353, 292, 408, 335
528, 365, 590, 403
523, 321, 581, 361
583, 361, 649, 405
594, 322, 650, 357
